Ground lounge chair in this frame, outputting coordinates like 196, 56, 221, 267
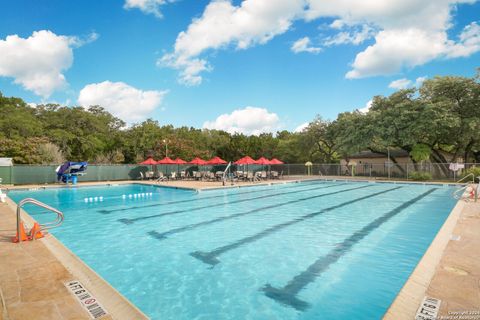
139, 172, 144, 180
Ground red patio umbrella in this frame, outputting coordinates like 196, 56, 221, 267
157, 156, 176, 176
234, 156, 258, 165
206, 156, 227, 165
189, 157, 207, 165
256, 157, 271, 165
173, 158, 187, 176
173, 158, 187, 164
234, 156, 258, 178
269, 158, 284, 165
139, 157, 157, 165
157, 156, 176, 164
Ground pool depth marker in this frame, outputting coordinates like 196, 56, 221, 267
261, 188, 437, 311
190, 186, 402, 266
118, 183, 349, 225
148, 184, 371, 241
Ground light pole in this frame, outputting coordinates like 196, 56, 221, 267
163, 139, 168, 158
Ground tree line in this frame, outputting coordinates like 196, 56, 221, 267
0, 72, 479, 166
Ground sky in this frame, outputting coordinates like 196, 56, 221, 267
0, 0, 479, 135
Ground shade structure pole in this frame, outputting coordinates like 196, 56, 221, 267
387, 147, 391, 180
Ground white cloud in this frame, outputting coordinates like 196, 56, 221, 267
330, 19, 346, 29
123, 0, 172, 18
162, 0, 479, 84
78, 81, 168, 123
0, 30, 96, 98
160, 0, 305, 85
415, 76, 427, 86
388, 78, 412, 89
446, 21, 480, 58
358, 100, 372, 113
324, 24, 375, 46
388, 76, 428, 90
203, 106, 281, 135
291, 37, 321, 54
294, 122, 309, 132
345, 28, 448, 79
306, 0, 480, 79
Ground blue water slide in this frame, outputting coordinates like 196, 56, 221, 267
56, 161, 88, 183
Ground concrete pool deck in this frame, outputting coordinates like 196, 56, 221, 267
385, 188, 480, 319
0, 178, 478, 319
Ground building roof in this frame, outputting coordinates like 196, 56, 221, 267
0, 158, 13, 166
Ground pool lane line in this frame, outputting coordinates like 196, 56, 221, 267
148, 184, 372, 241
190, 186, 403, 266
261, 188, 437, 311
118, 183, 350, 225
99, 180, 327, 214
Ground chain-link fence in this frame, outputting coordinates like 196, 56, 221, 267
0, 163, 478, 185
281, 163, 479, 181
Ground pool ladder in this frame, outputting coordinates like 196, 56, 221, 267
452, 174, 479, 201
15, 198, 64, 243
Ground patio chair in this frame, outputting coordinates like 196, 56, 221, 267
236, 170, 244, 181
139, 172, 144, 180
145, 171, 153, 180
271, 171, 278, 179
260, 171, 267, 180
195, 171, 202, 181
156, 172, 167, 182
207, 172, 215, 181
246, 171, 258, 182
170, 172, 177, 180
180, 171, 186, 180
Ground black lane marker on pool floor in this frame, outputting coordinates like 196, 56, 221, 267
190, 186, 402, 266
148, 184, 371, 241
100, 181, 325, 214
261, 188, 437, 311
118, 183, 350, 225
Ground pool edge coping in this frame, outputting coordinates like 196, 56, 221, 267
4, 195, 150, 320
382, 189, 467, 319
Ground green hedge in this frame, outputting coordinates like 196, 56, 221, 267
409, 171, 433, 181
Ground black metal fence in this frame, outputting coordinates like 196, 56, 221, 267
0, 163, 477, 185
282, 163, 478, 181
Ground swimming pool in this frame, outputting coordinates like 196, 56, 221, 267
8, 180, 457, 319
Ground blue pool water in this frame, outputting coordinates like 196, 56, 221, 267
8, 181, 457, 319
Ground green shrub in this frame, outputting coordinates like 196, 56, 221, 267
460, 166, 480, 182
409, 171, 432, 181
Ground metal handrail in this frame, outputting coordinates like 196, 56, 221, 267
16, 198, 64, 242
453, 185, 469, 200
222, 161, 232, 186
456, 173, 475, 184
